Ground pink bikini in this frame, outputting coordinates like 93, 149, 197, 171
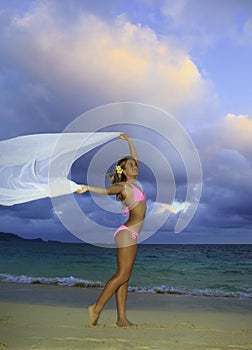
114, 182, 146, 240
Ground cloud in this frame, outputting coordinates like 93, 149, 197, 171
190, 113, 252, 236
0, 0, 217, 140
198, 113, 252, 164
160, 0, 252, 49
241, 17, 252, 46
153, 201, 190, 214
221, 114, 252, 160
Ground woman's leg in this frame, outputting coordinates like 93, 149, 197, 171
116, 281, 134, 326
115, 229, 138, 326
89, 230, 137, 326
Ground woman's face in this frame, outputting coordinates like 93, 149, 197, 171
123, 159, 138, 178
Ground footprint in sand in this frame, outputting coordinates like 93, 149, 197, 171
0, 344, 9, 350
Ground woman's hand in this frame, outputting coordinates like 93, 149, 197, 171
76, 185, 88, 194
119, 133, 130, 141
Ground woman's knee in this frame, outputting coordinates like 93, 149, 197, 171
115, 270, 131, 285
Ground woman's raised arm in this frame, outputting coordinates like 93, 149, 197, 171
119, 134, 138, 163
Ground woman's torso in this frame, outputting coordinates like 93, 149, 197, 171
122, 181, 146, 231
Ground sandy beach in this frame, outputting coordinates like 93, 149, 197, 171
0, 283, 251, 350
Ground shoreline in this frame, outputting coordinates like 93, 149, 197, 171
0, 281, 252, 311
0, 283, 252, 349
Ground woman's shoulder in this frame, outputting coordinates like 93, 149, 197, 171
114, 181, 127, 201
114, 181, 126, 188
111, 181, 127, 193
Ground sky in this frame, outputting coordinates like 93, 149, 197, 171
0, 0, 252, 244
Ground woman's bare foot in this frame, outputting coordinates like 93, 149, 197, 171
116, 318, 135, 327
88, 304, 99, 326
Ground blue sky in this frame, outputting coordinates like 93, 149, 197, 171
0, 0, 252, 244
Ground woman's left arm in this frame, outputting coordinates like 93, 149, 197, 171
119, 134, 138, 163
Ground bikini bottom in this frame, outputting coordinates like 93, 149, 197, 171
114, 224, 138, 240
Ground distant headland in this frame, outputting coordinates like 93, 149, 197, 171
0, 232, 60, 243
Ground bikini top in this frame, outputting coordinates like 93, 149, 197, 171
123, 181, 146, 215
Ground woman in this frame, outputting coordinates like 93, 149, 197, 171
77, 134, 146, 327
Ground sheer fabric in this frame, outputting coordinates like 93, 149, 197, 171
0, 132, 119, 206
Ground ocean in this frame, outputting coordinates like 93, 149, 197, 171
0, 240, 251, 299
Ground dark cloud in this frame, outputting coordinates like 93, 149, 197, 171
0, 198, 52, 220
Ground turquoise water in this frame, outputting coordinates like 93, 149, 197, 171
0, 241, 251, 299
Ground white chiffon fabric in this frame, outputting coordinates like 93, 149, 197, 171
0, 132, 119, 206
